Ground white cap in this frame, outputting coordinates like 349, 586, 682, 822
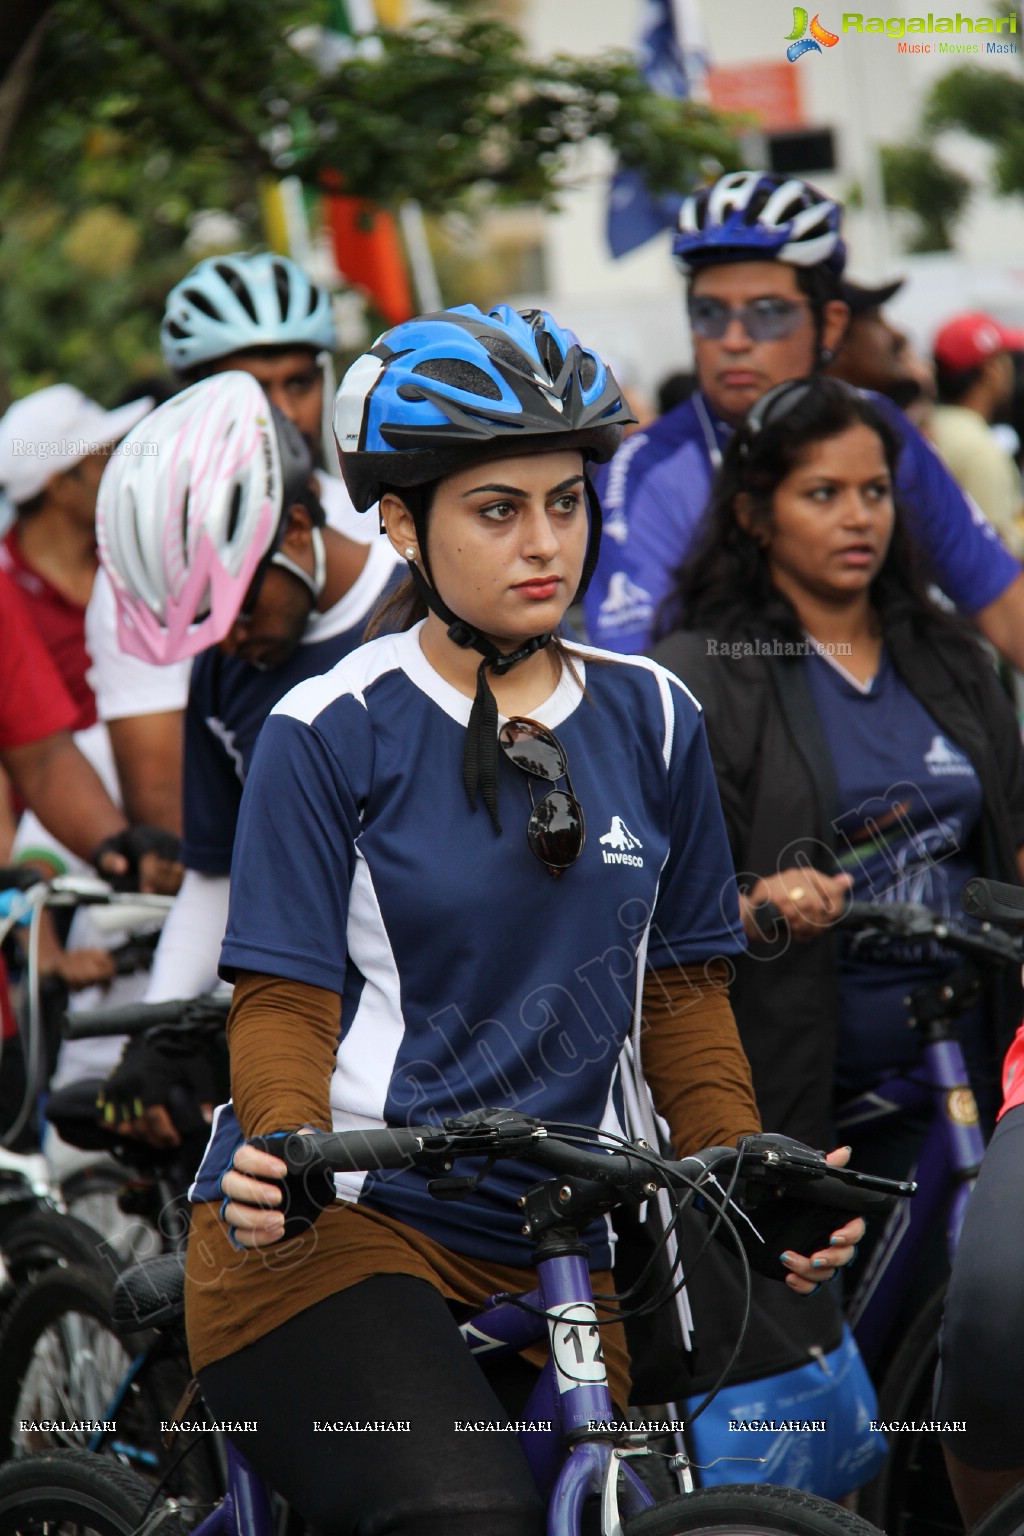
0, 385, 154, 505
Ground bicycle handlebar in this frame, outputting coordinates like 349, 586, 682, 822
836, 897, 1024, 968
62, 991, 231, 1040
962, 876, 1024, 929
265, 1112, 914, 1222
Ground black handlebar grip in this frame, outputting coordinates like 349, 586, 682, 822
308, 1125, 429, 1173
962, 877, 1024, 927
63, 998, 194, 1039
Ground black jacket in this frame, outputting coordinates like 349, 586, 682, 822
654, 609, 1024, 1147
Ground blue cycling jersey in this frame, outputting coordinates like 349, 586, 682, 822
190, 627, 745, 1268
585, 390, 1020, 654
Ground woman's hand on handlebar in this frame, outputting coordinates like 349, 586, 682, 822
778, 1145, 865, 1295
218, 1134, 320, 1248
742, 868, 853, 943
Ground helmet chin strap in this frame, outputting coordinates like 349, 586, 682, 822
404, 479, 604, 836
270, 525, 327, 607
404, 555, 550, 834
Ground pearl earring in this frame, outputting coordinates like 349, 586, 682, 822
404, 546, 417, 560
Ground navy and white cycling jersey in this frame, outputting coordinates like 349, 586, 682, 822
190, 626, 745, 1269
182, 537, 400, 875
585, 389, 1021, 654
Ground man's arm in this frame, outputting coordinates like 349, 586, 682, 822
107, 711, 183, 834
1, 730, 126, 864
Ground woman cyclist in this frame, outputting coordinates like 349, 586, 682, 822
185, 307, 863, 1536
653, 377, 1024, 1165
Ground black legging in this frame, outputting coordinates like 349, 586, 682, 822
935, 1102, 1024, 1468
199, 1275, 548, 1536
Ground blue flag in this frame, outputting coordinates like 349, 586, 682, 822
606, 0, 709, 259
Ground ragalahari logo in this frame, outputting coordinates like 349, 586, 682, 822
786, 7, 840, 60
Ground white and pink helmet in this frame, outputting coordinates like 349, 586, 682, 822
97, 372, 314, 664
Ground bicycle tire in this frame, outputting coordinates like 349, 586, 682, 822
971, 1480, 1024, 1536
59, 1167, 162, 1268
856, 1282, 960, 1536
0, 1447, 179, 1536
0, 1265, 220, 1504
624, 1484, 885, 1535
0, 1207, 116, 1325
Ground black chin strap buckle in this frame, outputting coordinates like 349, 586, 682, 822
446, 620, 478, 650
491, 634, 551, 676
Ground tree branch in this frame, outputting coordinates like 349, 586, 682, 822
0, 7, 56, 174
94, 0, 280, 177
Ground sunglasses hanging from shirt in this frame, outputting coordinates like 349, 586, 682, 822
497, 717, 586, 878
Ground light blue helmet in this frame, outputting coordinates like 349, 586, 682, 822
161, 253, 336, 373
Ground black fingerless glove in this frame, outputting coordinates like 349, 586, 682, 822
246, 1132, 337, 1240
91, 826, 182, 890
97, 1021, 229, 1138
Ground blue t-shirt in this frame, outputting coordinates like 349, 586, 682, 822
805, 646, 987, 1092
190, 628, 746, 1268
585, 390, 1019, 653
181, 541, 400, 875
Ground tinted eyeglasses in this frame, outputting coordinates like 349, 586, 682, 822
688, 296, 811, 343
497, 717, 585, 878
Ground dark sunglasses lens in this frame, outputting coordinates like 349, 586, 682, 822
528, 790, 585, 870
498, 719, 566, 782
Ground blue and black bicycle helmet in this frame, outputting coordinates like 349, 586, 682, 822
334, 304, 634, 837
162, 253, 336, 373
334, 303, 630, 511
673, 171, 845, 277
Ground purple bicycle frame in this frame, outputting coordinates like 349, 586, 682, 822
182, 1251, 661, 1536
840, 1032, 986, 1369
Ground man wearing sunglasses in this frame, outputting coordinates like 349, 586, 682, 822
584, 170, 1024, 664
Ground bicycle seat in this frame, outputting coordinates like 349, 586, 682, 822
112, 1252, 186, 1335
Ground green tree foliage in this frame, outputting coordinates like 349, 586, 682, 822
873, 3, 1023, 251
878, 142, 972, 252
0, 1, 739, 402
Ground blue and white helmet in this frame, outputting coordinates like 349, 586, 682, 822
161, 253, 336, 373
334, 304, 633, 512
673, 171, 845, 276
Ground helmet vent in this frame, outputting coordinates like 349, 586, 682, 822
482, 337, 531, 374
224, 483, 243, 544
411, 359, 503, 400
272, 262, 292, 321
216, 263, 259, 323
306, 283, 323, 318
165, 321, 188, 340
578, 353, 598, 390
182, 287, 221, 321
180, 487, 191, 564
535, 329, 564, 382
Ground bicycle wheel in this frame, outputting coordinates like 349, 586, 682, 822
972, 1481, 1024, 1536
0, 1447, 178, 1536
625, 1485, 885, 1535
856, 1283, 960, 1536
59, 1168, 162, 1268
0, 1266, 220, 1504
0, 1207, 115, 1325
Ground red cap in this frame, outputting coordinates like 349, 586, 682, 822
934, 311, 1024, 372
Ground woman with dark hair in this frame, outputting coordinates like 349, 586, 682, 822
653, 377, 1024, 1160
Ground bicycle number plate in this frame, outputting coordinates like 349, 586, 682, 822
548, 1301, 606, 1393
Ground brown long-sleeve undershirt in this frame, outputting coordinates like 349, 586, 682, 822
185, 960, 760, 1392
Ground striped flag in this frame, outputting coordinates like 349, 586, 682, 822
318, 0, 415, 324
606, 0, 710, 259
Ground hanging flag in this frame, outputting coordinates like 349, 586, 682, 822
606, 0, 710, 259
318, 0, 416, 324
